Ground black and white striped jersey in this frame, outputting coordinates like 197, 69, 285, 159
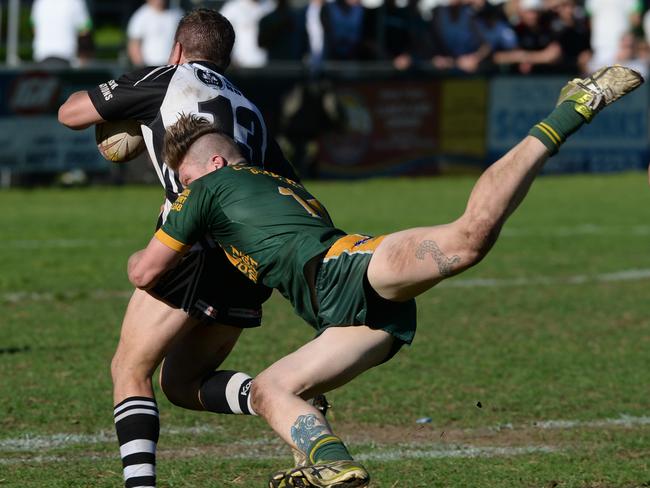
88, 61, 297, 224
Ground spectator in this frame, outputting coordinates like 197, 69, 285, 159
493, 0, 562, 74
585, 0, 642, 72
614, 32, 649, 78
548, 0, 591, 74
322, 0, 366, 61
258, 0, 299, 62
376, 0, 432, 70
127, 0, 184, 67
296, 0, 327, 70
221, 0, 276, 67
280, 78, 344, 178
471, 0, 518, 54
429, 0, 491, 73
30, 0, 93, 68
644, 8, 650, 49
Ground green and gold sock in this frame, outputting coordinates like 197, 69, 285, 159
529, 101, 587, 155
307, 434, 353, 464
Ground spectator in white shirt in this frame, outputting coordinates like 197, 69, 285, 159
127, 0, 184, 67
31, 0, 92, 67
585, 0, 642, 71
220, 0, 276, 68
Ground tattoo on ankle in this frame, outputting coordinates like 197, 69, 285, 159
415, 240, 460, 277
291, 414, 329, 453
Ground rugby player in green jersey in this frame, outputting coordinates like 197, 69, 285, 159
128, 66, 642, 487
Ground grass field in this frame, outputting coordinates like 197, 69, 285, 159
1, 172, 649, 487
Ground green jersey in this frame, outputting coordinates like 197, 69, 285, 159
157, 166, 346, 325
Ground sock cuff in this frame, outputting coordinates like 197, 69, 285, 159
199, 370, 256, 416
308, 434, 346, 464
529, 123, 561, 154
114, 397, 159, 421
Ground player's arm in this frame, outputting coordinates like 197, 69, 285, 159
130, 182, 211, 289
128, 236, 185, 290
58, 91, 105, 130
60, 67, 172, 130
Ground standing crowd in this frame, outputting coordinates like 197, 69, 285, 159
27, 0, 650, 77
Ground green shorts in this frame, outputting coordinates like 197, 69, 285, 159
314, 234, 417, 349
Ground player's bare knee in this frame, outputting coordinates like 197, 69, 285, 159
250, 378, 270, 417
250, 373, 302, 417
110, 351, 124, 385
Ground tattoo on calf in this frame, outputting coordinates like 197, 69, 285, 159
415, 240, 460, 277
291, 414, 329, 453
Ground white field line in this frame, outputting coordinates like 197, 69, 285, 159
501, 224, 650, 237
1, 414, 648, 457
3, 267, 650, 304
5, 238, 137, 249
0, 445, 559, 466
442, 268, 650, 289
1, 289, 132, 303
356, 445, 557, 462
3, 224, 649, 252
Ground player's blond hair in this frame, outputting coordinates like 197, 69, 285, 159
163, 114, 245, 171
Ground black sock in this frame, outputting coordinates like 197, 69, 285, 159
199, 370, 256, 415
114, 396, 159, 488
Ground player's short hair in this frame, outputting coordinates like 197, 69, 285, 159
174, 9, 235, 71
164, 114, 243, 171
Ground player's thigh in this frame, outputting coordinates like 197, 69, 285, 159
160, 322, 242, 386
367, 223, 475, 302
113, 288, 199, 377
254, 325, 394, 400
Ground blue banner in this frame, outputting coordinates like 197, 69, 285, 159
0, 69, 114, 173
488, 76, 649, 173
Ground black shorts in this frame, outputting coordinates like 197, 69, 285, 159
150, 247, 272, 328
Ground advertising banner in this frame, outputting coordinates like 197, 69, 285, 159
488, 76, 649, 173
318, 80, 440, 178
0, 69, 114, 174
438, 78, 488, 172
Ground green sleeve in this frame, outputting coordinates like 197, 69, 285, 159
158, 181, 211, 252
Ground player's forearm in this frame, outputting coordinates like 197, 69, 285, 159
58, 91, 104, 129
128, 238, 184, 290
127, 250, 157, 290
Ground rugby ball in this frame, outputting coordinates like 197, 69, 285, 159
95, 119, 145, 162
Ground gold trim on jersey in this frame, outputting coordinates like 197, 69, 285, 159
155, 229, 192, 253
231, 165, 300, 188
324, 234, 385, 262
224, 245, 259, 283
171, 188, 191, 212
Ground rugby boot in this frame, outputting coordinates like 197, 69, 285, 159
556, 65, 643, 122
291, 395, 332, 468
269, 460, 370, 488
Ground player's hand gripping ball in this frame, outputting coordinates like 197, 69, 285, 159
95, 119, 145, 162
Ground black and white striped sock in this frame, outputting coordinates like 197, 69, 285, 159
113, 396, 159, 488
199, 370, 256, 415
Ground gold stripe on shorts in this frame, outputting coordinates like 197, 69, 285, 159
324, 234, 385, 261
